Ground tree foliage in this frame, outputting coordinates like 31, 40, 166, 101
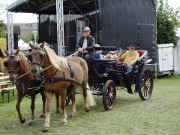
157, 0, 180, 45
0, 20, 7, 38
24, 32, 38, 43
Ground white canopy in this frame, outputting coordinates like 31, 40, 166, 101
18, 39, 29, 50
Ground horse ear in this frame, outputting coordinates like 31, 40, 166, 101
40, 41, 46, 48
15, 48, 20, 55
29, 43, 34, 49
4, 49, 9, 56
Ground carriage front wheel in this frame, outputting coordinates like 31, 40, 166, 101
139, 69, 153, 100
103, 80, 116, 110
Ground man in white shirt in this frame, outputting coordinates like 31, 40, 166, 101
75, 27, 95, 58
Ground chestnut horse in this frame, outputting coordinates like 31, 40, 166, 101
4, 49, 47, 126
29, 43, 95, 132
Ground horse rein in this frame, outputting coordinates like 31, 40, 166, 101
66, 48, 82, 60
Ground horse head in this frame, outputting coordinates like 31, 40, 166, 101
29, 42, 46, 75
4, 48, 20, 82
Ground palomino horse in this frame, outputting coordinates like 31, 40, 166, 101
4, 49, 47, 126
29, 42, 95, 132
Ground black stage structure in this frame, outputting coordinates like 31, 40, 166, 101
8, 0, 157, 63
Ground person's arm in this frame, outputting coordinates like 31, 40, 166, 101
131, 52, 140, 65
120, 51, 128, 60
87, 36, 95, 50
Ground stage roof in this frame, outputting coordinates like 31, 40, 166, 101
7, 0, 97, 15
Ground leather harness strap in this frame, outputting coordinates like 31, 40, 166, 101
15, 78, 43, 86
44, 62, 75, 95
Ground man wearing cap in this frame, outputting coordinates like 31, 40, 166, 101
75, 27, 95, 58
119, 45, 139, 72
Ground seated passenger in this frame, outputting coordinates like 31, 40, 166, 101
75, 27, 95, 58
94, 44, 104, 59
119, 44, 139, 73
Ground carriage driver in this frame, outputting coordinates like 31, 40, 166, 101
119, 44, 139, 73
75, 27, 95, 58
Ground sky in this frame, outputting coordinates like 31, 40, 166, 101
0, 0, 180, 23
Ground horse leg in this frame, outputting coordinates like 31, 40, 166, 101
16, 92, 25, 123
28, 95, 35, 126
82, 87, 90, 112
69, 92, 76, 118
61, 92, 67, 125
55, 93, 60, 113
42, 91, 53, 132
40, 90, 46, 118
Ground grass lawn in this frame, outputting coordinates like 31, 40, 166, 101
0, 75, 180, 135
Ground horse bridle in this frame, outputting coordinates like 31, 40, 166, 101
4, 54, 20, 74
29, 46, 45, 67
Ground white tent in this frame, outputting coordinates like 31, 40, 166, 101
18, 39, 29, 50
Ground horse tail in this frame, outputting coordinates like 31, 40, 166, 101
80, 84, 96, 106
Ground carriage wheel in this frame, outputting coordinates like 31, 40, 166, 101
103, 80, 116, 110
139, 69, 153, 100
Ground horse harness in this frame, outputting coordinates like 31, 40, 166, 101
4, 53, 20, 74
44, 63, 75, 96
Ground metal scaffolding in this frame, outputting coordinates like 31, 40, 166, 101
56, 0, 65, 56
7, 12, 14, 52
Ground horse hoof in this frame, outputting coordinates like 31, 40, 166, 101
28, 121, 35, 126
85, 109, 90, 112
56, 110, 60, 113
40, 114, 45, 118
61, 122, 67, 126
69, 115, 74, 119
20, 118, 26, 123
42, 126, 49, 132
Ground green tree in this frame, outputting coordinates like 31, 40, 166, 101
157, 0, 180, 46
0, 20, 7, 38
18, 35, 24, 40
24, 32, 38, 43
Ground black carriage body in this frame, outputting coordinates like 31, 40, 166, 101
87, 48, 150, 95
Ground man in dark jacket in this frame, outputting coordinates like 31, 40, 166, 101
75, 27, 95, 58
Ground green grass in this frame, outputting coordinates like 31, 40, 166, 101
0, 75, 180, 135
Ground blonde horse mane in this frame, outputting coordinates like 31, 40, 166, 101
43, 45, 68, 70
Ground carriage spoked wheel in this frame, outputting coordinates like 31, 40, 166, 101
103, 80, 116, 110
139, 69, 153, 100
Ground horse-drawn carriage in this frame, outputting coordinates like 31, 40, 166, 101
85, 46, 153, 110
4, 44, 153, 131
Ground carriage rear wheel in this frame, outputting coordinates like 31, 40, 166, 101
139, 69, 153, 100
103, 80, 116, 110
